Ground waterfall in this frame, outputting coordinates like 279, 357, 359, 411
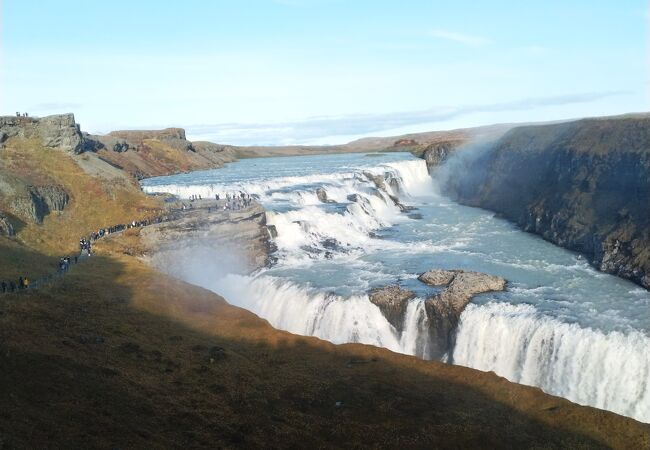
142, 153, 650, 424
452, 302, 650, 422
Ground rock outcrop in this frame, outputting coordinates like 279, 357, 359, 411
420, 270, 506, 359
420, 141, 463, 172
368, 285, 416, 332
443, 115, 650, 289
0, 114, 86, 153
0, 212, 14, 236
369, 269, 506, 360
11, 185, 70, 223
140, 202, 271, 273
315, 187, 332, 203
101, 128, 195, 152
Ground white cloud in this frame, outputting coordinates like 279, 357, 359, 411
182, 91, 628, 145
428, 29, 490, 47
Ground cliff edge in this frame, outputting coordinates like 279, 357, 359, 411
443, 115, 650, 289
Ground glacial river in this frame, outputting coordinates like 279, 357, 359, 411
142, 152, 650, 423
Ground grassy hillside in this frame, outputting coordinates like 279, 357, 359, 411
1, 253, 647, 449
1, 119, 649, 448
0, 137, 160, 278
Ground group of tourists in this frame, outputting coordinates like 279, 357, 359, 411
222, 192, 253, 211
58, 256, 76, 273
79, 238, 92, 255
0, 277, 29, 293
87, 219, 155, 242
1, 200, 253, 296
179, 192, 255, 212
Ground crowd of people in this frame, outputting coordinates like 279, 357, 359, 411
1, 194, 257, 296
222, 192, 254, 211
0, 277, 29, 293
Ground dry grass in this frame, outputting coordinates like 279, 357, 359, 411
0, 136, 648, 449
0, 251, 648, 449
0, 138, 160, 276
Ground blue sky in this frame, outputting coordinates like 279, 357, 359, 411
1, 0, 648, 145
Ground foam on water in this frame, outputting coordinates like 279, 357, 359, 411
142, 152, 650, 423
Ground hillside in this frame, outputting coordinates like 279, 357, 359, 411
0, 113, 649, 448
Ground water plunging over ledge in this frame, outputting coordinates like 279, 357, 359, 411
142, 152, 650, 423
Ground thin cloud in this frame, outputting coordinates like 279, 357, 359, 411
429, 29, 490, 47
181, 91, 628, 145
28, 102, 83, 112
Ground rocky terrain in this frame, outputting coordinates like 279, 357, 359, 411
442, 114, 650, 289
370, 270, 507, 359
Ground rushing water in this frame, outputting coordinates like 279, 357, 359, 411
142, 152, 650, 423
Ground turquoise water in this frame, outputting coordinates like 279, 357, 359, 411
142, 152, 650, 422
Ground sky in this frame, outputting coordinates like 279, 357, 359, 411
1, 0, 648, 145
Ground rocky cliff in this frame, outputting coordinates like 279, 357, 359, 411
443, 115, 650, 289
0, 114, 87, 154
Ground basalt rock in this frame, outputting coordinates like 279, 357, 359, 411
105, 128, 195, 152
444, 115, 650, 289
0, 114, 86, 153
420, 141, 462, 172
10, 185, 70, 224
368, 285, 416, 332
316, 187, 334, 203
422, 270, 506, 360
0, 213, 14, 236
369, 269, 506, 360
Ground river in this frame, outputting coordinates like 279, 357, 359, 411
141, 152, 650, 423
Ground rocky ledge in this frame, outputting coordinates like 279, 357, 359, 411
0, 114, 88, 154
138, 201, 272, 274
370, 269, 506, 359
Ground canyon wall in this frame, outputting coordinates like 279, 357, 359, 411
442, 115, 650, 289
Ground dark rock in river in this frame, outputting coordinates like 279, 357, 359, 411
316, 187, 335, 203
422, 269, 506, 360
369, 269, 506, 360
368, 285, 416, 332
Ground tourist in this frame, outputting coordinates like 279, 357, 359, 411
18, 276, 24, 289
24, 277, 29, 289
1, 281, 6, 293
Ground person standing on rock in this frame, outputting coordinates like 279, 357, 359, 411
24, 277, 29, 289
18, 277, 24, 289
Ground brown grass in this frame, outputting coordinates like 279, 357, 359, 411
0, 138, 160, 276
0, 250, 647, 449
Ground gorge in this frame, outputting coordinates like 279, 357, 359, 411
142, 140, 650, 424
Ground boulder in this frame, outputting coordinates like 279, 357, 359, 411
316, 187, 330, 203
368, 285, 416, 332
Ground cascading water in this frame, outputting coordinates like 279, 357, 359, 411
142, 152, 650, 423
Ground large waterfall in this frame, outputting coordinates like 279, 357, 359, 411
142, 152, 650, 423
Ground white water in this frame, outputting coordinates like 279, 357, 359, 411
142, 152, 650, 423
